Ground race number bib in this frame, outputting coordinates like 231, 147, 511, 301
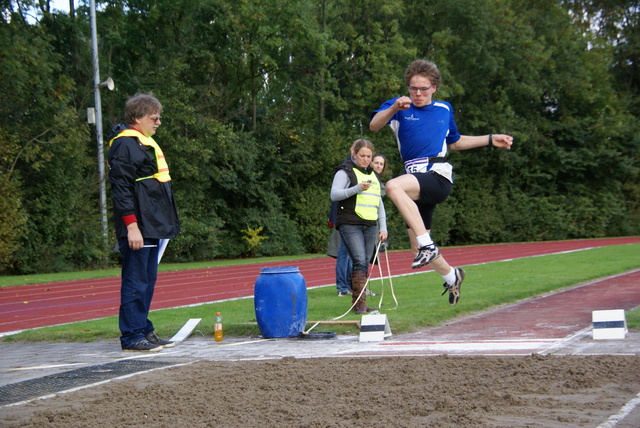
404, 157, 430, 174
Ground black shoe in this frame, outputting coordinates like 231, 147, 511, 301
122, 339, 163, 352
146, 331, 175, 348
412, 245, 441, 269
441, 268, 465, 306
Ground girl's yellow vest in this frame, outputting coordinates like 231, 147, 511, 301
352, 169, 380, 220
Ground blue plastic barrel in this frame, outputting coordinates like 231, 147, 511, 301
254, 267, 308, 338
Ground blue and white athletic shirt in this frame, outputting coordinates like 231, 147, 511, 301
372, 98, 461, 183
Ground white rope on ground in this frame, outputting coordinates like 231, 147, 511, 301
329, 241, 381, 321
303, 243, 380, 334
304, 321, 322, 334
376, 243, 398, 310
306, 244, 381, 333
304, 240, 398, 334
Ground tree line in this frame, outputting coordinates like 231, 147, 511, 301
1, 0, 638, 274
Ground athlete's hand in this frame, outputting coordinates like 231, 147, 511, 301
493, 134, 514, 150
394, 96, 412, 111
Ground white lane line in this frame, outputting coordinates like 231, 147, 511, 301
333, 339, 558, 354
1, 361, 196, 409
1, 363, 88, 372
538, 327, 592, 355
597, 391, 640, 428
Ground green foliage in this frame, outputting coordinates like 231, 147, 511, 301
0, 174, 27, 269
0, 14, 108, 273
1, 0, 639, 274
242, 226, 267, 255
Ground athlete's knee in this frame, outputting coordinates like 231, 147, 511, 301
386, 176, 419, 201
385, 178, 403, 197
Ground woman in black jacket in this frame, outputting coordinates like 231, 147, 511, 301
330, 139, 387, 314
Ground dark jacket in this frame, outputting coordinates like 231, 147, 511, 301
107, 124, 181, 240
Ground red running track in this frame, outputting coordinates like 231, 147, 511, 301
1, 237, 639, 334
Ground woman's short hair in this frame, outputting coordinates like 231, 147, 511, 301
124, 93, 162, 125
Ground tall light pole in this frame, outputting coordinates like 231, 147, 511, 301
90, 0, 113, 251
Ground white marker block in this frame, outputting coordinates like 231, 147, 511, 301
359, 314, 392, 342
170, 318, 202, 342
592, 310, 627, 340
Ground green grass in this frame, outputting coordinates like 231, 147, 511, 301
0, 254, 325, 288
2, 243, 639, 342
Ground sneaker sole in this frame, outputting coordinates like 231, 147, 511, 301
411, 252, 442, 269
123, 346, 163, 352
146, 333, 175, 348
449, 268, 465, 306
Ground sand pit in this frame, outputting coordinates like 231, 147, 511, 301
3, 354, 640, 427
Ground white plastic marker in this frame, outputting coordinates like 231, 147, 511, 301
157, 238, 169, 263
592, 309, 627, 340
170, 318, 202, 342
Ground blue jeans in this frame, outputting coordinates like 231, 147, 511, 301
339, 224, 377, 274
336, 239, 353, 293
118, 238, 159, 348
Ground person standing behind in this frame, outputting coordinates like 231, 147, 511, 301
331, 139, 388, 314
370, 59, 513, 306
371, 153, 388, 190
369, 153, 388, 269
327, 201, 353, 296
108, 93, 181, 352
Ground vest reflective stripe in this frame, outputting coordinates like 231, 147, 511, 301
352, 169, 380, 220
109, 129, 171, 182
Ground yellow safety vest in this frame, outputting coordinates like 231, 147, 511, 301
352, 169, 380, 220
109, 129, 171, 182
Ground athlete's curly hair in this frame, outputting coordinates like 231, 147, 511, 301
404, 59, 442, 88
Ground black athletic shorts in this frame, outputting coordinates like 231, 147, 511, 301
407, 171, 453, 230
